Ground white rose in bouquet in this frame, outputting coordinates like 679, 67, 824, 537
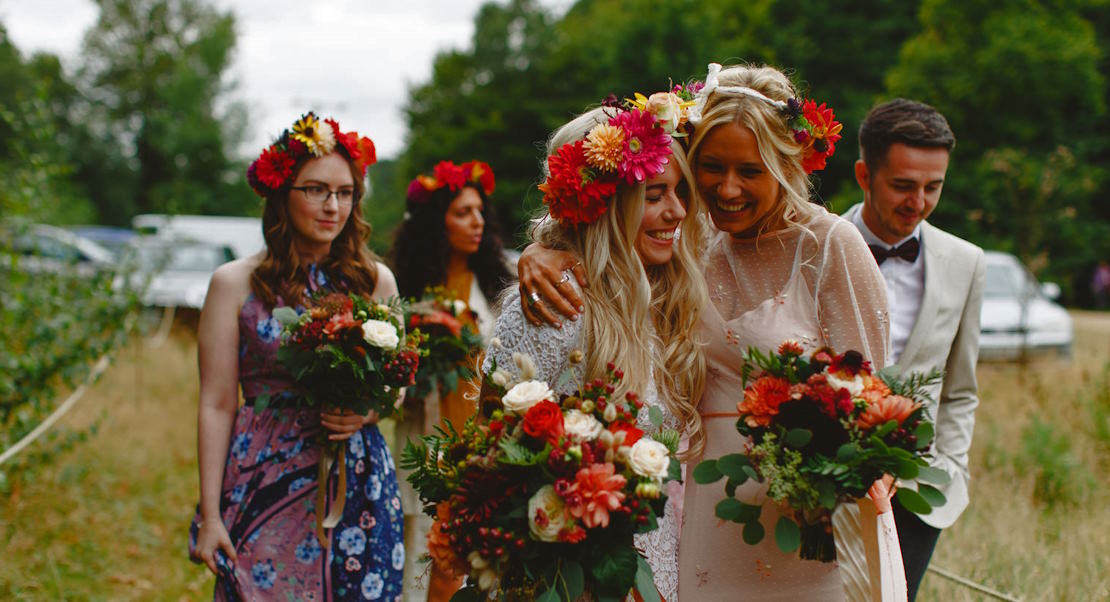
826, 371, 864, 397
361, 319, 399, 349
527, 484, 570, 542
502, 380, 554, 414
563, 409, 603, 442
628, 437, 671, 479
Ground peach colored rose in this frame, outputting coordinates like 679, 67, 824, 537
857, 395, 919, 430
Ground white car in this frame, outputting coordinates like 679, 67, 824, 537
979, 251, 1073, 360
129, 237, 234, 309
1, 223, 116, 277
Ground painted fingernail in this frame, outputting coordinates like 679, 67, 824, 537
571, 314, 579, 321
555, 322, 562, 329
577, 306, 585, 313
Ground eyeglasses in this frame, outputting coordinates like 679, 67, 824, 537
291, 185, 356, 205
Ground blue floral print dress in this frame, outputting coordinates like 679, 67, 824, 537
189, 266, 404, 601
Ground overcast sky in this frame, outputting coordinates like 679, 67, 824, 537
1, 0, 569, 160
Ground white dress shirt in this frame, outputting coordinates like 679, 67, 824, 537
849, 210, 924, 364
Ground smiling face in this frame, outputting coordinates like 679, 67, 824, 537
856, 143, 949, 245
444, 186, 486, 258
695, 121, 782, 238
287, 152, 355, 256
635, 160, 687, 266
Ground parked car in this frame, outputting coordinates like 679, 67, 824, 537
128, 236, 234, 309
1, 223, 116, 277
979, 251, 1073, 360
67, 225, 138, 259
132, 214, 263, 260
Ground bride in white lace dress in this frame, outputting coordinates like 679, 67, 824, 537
483, 104, 708, 601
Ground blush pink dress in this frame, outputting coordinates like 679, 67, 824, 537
678, 210, 905, 601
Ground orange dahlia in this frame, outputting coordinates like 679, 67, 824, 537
738, 375, 792, 427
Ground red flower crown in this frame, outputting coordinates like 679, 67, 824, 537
406, 160, 496, 206
539, 87, 696, 227
247, 112, 377, 198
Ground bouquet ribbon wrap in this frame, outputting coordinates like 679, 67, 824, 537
316, 440, 348, 547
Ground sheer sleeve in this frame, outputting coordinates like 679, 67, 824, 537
481, 288, 584, 394
812, 217, 891, 367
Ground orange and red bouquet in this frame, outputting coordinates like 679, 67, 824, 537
694, 341, 947, 562
402, 360, 678, 602
403, 286, 485, 400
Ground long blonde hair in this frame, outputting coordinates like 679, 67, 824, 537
687, 63, 821, 236
535, 108, 707, 457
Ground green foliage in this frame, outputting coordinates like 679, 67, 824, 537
1016, 420, 1094, 508
78, 0, 253, 219
0, 254, 140, 489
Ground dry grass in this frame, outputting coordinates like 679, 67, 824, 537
1, 312, 1108, 600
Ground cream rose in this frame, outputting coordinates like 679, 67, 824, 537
628, 437, 671, 479
527, 485, 569, 542
361, 319, 399, 349
563, 409, 603, 442
645, 92, 682, 133
826, 372, 864, 397
451, 299, 468, 316
501, 380, 554, 414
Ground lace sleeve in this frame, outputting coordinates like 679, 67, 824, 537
481, 289, 584, 394
812, 217, 890, 367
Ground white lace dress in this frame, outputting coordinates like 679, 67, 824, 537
483, 288, 681, 601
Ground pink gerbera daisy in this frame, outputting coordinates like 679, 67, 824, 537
609, 109, 672, 184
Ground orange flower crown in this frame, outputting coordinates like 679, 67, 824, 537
247, 112, 377, 198
405, 160, 496, 206
539, 86, 696, 227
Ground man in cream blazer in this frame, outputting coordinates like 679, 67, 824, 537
845, 99, 985, 601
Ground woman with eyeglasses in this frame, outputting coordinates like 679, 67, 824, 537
189, 113, 404, 600
388, 160, 513, 601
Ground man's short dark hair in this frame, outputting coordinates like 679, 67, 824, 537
859, 98, 956, 171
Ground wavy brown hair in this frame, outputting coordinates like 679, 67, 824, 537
250, 148, 380, 307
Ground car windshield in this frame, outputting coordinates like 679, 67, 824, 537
984, 262, 1035, 298
138, 243, 226, 272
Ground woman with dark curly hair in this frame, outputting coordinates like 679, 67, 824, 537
389, 160, 512, 601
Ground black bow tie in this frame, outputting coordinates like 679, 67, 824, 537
869, 237, 920, 265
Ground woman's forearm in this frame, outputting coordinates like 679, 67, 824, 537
197, 404, 237, 521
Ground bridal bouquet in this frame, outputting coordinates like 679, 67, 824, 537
273, 291, 421, 545
402, 359, 678, 602
404, 286, 485, 400
693, 341, 949, 562
272, 291, 421, 416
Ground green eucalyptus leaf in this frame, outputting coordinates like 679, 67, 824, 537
692, 460, 723, 484
715, 498, 745, 522
913, 421, 935, 446
535, 587, 560, 602
917, 484, 947, 509
836, 443, 859, 462
784, 428, 813, 448
635, 556, 662, 602
774, 516, 802, 553
716, 453, 751, 480
742, 519, 765, 545
272, 306, 300, 326
564, 560, 585, 601
895, 487, 933, 514
648, 405, 664, 428
916, 465, 951, 485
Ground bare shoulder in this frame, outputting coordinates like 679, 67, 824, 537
207, 254, 261, 308
371, 261, 398, 300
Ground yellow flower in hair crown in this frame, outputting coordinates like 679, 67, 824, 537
247, 112, 377, 197
538, 87, 695, 227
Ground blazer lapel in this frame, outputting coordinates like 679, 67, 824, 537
894, 222, 942, 370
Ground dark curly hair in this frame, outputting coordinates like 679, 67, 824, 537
390, 183, 511, 301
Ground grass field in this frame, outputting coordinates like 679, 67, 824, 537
1, 312, 1108, 601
